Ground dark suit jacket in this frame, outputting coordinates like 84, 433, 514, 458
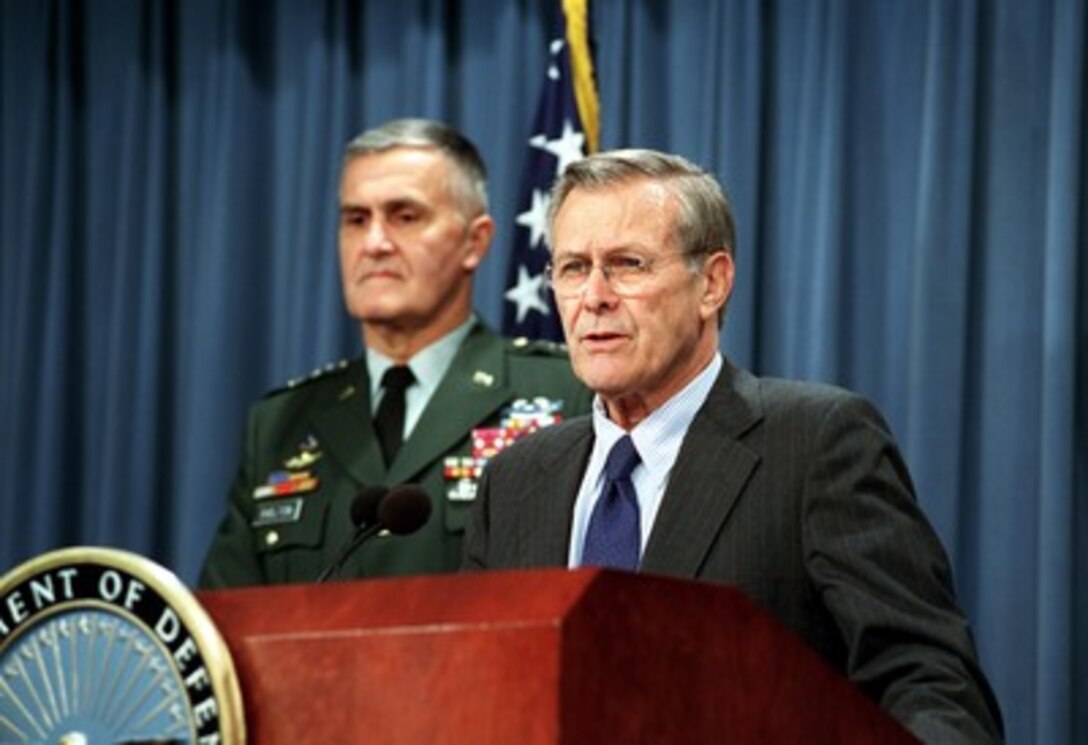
463, 360, 1003, 745
199, 320, 592, 587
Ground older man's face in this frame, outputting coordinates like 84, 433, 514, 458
550, 179, 732, 419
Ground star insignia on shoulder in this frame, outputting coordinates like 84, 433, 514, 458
285, 359, 350, 389
261, 359, 354, 400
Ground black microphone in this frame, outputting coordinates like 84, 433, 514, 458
315, 486, 388, 583
314, 485, 433, 582
377, 484, 432, 535
350, 485, 387, 528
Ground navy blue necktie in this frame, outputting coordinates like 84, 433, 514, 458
581, 435, 642, 570
374, 366, 414, 465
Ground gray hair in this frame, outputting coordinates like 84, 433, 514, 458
546, 149, 736, 264
344, 118, 489, 216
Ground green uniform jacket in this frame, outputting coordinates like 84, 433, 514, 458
199, 321, 592, 588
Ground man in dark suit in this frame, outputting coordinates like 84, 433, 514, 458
199, 119, 590, 587
463, 149, 1003, 744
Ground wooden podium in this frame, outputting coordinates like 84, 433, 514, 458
196, 568, 917, 744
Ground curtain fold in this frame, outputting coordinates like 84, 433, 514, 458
2, 1, 1083, 742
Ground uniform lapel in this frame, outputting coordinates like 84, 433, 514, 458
640, 363, 763, 577
308, 359, 386, 488
302, 325, 519, 491
387, 323, 513, 485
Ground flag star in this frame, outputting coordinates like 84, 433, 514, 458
530, 119, 586, 174
547, 39, 565, 79
516, 189, 552, 248
504, 265, 550, 324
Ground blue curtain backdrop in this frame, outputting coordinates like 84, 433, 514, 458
1, 1, 1084, 742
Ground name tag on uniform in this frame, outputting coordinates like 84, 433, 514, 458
252, 497, 304, 527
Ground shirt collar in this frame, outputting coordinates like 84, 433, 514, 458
366, 314, 476, 401
590, 353, 723, 482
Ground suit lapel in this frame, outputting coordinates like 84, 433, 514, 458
640, 363, 763, 577
520, 421, 594, 566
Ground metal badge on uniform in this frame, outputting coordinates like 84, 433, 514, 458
284, 434, 322, 470
253, 470, 320, 500
443, 397, 566, 502
251, 434, 323, 500
252, 497, 304, 527
444, 456, 483, 501
504, 397, 565, 429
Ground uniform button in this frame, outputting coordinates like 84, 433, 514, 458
265, 530, 280, 547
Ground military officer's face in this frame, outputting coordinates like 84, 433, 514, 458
338, 146, 493, 341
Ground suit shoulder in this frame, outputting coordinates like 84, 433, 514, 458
758, 375, 857, 404
756, 375, 889, 429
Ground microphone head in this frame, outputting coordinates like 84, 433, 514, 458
378, 485, 433, 535
350, 485, 389, 527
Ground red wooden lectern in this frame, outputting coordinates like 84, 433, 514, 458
196, 568, 917, 744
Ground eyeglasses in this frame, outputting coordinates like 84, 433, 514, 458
544, 250, 708, 298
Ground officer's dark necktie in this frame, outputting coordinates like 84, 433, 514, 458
581, 435, 642, 570
374, 365, 415, 466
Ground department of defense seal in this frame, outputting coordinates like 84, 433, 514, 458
0, 547, 244, 744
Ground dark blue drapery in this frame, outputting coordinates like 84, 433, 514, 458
2, 2, 1084, 743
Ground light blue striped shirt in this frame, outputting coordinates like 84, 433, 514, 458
568, 353, 723, 567
366, 316, 475, 441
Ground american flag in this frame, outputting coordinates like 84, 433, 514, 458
502, 1, 599, 341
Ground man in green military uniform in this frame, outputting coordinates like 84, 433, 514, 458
199, 119, 590, 587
